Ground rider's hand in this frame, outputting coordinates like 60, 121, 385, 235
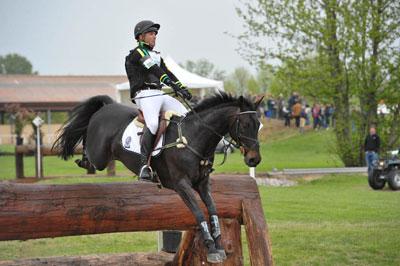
167, 80, 191, 100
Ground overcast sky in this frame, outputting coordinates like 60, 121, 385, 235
0, 0, 254, 76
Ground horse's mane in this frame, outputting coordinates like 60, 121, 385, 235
191, 92, 255, 113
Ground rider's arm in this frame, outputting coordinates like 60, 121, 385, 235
160, 58, 186, 89
132, 48, 178, 87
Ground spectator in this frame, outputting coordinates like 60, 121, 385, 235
299, 107, 307, 134
292, 100, 302, 128
283, 105, 291, 127
288, 92, 299, 113
320, 104, 326, 128
266, 95, 277, 119
325, 104, 334, 129
277, 93, 285, 119
364, 127, 380, 172
304, 104, 311, 126
312, 103, 321, 130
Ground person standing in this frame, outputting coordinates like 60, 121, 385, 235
292, 100, 302, 128
312, 103, 321, 130
364, 127, 380, 172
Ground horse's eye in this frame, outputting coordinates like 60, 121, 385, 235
242, 122, 250, 129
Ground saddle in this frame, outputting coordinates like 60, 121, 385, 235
133, 110, 178, 150
121, 110, 185, 157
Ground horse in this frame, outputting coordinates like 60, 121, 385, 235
53, 92, 262, 263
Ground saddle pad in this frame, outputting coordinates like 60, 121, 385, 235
121, 121, 163, 157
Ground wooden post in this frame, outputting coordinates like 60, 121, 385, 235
34, 145, 43, 178
242, 200, 274, 266
107, 160, 116, 176
15, 136, 24, 179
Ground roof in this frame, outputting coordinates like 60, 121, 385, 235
0, 75, 127, 111
116, 56, 224, 92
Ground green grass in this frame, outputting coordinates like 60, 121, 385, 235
0, 174, 398, 265
260, 174, 400, 265
0, 130, 342, 180
214, 130, 343, 173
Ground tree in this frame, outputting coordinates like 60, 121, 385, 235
256, 64, 275, 94
224, 67, 252, 95
181, 58, 225, 80
269, 55, 333, 100
4, 104, 34, 138
236, 0, 400, 166
0, 53, 37, 74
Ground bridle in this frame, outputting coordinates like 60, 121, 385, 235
229, 111, 260, 152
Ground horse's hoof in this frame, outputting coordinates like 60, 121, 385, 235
207, 253, 222, 264
217, 249, 227, 260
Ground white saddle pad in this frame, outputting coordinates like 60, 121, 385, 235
121, 120, 163, 157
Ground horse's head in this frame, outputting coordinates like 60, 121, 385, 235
229, 96, 263, 167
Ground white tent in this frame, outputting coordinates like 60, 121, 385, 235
115, 56, 224, 104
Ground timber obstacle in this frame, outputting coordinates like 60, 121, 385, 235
0, 175, 273, 265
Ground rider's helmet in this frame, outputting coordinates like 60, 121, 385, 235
134, 20, 160, 40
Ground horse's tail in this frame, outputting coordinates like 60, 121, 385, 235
52, 95, 114, 160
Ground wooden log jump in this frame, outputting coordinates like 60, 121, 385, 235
0, 175, 273, 265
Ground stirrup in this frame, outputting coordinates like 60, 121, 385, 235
139, 165, 153, 182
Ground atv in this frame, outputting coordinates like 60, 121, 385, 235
368, 149, 400, 191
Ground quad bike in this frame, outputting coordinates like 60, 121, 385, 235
368, 149, 400, 191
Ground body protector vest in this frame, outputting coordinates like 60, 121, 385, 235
125, 42, 181, 101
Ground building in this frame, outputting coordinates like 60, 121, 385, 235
0, 75, 126, 144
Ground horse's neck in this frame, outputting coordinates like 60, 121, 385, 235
201, 106, 237, 134
187, 106, 238, 156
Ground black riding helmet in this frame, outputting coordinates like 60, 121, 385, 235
134, 20, 160, 40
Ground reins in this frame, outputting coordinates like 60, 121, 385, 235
142, 93, 260, 167
131, 91, 175, 100
179, 96, 260, 163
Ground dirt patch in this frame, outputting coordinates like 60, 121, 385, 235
256, 177, 297, 187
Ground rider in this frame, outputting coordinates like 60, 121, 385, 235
125, 20, 192, 181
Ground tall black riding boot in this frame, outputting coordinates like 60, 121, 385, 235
139, 128, 156, 182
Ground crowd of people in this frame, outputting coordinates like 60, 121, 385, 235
262, 92, 335, 132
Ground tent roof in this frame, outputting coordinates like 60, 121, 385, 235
116, 56, 224, 91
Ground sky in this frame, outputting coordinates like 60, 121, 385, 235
0, 0, 254, 76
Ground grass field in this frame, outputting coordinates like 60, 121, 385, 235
0, 129, 342, 180
0, 174, 398, 265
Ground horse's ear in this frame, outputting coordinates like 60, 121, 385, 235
254, 95, 265, 108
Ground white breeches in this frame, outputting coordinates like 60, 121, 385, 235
135, 89, 188, 134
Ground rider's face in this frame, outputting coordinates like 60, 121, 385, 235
140, 31, 157, 48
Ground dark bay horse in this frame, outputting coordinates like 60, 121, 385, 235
53, 93, 262, 263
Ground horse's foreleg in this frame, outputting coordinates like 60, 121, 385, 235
196, 178, 226, 260
175, 180, 222, 263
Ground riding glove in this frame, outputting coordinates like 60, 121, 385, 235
165, 79, 192, 100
